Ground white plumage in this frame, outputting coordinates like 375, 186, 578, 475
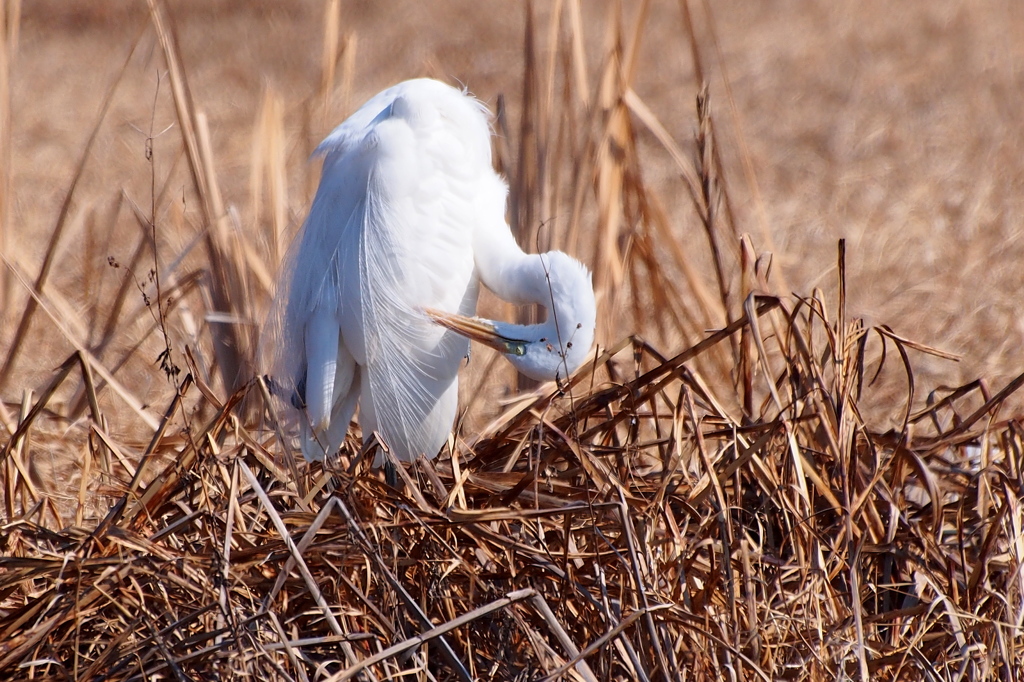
269, 78, 596, 465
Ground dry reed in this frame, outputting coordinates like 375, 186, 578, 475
0, 1, 1021, 680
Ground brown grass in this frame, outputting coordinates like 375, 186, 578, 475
1, 1, 1023, 680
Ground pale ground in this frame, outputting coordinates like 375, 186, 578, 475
4, 0, 1024, 441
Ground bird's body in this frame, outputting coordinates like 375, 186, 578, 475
271, 78, 595, 465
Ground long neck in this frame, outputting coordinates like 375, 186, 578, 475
472, 188, 596, 381
487, 256, 595, 381
470, 181, 536, 303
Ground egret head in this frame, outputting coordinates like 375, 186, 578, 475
427, 251, 596, 383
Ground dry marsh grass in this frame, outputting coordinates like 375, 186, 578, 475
1, 1, 1023, 680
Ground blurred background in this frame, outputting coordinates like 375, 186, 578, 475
2, 0, 1023, 452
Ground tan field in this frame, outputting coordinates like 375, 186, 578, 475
1, 1, 1022, 680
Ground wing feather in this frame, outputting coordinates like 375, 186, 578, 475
303, 309, 339, 430
267, 133, 368, 461
269, 79, 495, 463
357, 101, 478, 460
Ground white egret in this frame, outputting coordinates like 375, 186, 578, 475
269, 78, 596, 468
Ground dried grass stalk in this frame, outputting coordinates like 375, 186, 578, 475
1, 4, 1022, 681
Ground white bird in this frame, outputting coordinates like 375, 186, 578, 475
269, 78, 596, 468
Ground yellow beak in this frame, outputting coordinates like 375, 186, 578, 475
424, 308, 528, 357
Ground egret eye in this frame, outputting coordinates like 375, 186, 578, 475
503, 340, 528, 357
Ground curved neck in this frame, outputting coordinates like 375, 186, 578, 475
471, 202, 596, 381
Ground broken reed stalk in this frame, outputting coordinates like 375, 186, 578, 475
147, 0, 255, 396
251, 87, 288, 268
0, 0, 16, 321
1, 3, 1023, 681
2, 275, 1022, 680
